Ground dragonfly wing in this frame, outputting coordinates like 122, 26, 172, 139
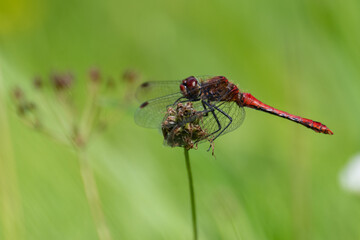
135, 81, 182, 102
134, 93, 183, 128
200, 101, 245, 138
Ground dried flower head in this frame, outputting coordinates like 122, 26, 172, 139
11, 87, 38, 123
51, 72, 74, 90
122, 69, 140, 83
33, 76, 43, 89
162, 102, 209, 149
12, 87, 24, 101
89, 67, 101, 83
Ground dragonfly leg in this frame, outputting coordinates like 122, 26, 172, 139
201, 101, 210, 117
193, 101, 222, 147
199, 101, 225, 152
202, 101, 222, 136
210, 105, 233, 143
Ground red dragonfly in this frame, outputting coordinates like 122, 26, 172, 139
135, 76, 333, 145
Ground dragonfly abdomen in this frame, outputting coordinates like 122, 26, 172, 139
238, 92, 333, 135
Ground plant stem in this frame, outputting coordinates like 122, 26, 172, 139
184, 148, 198, 240
0, 66, 23, 240
77, 148, 112, 240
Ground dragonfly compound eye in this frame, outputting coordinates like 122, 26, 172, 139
180, 76, 200, 99
183, 76, 197, 87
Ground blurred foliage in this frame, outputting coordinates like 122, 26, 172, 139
1, 0, 360, 239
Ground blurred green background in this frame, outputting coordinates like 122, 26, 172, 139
1, 0, 360, 239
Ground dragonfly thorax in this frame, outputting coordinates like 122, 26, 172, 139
180, 76, 201, 100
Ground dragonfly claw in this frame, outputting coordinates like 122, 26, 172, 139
207, 141, 215, 156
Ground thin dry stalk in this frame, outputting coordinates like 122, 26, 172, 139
77, 148, 112, 240
0, 67, 23, 240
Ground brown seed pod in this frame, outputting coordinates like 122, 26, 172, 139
51, 72, 74, 90
161, 102, 209, 149
89, 67, 101, 83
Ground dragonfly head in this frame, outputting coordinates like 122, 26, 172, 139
180, 76, 201, 99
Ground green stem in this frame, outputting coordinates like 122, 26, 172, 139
0, 66, 23, 240
77, 148, 112, 240
184, 148, 198, 240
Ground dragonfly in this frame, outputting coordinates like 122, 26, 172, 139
135, 75, 333, 147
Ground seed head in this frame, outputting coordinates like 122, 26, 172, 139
51, 72, 74, 90
17, 102, 36, 116
12, 87, 24, 101
122, 69, 140, 83
89, 67, 101, 83
161, 102, 209, 149
33, 76, 43, 89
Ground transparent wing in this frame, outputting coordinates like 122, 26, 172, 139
200, 101, 245, 138
135, 81, 182, 102
134, 93, 183, 128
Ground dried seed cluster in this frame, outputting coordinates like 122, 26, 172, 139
11, 68, 140, 148
12, 87, 39, 126
162, 102, 209, 149
51, 72, 74, 90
